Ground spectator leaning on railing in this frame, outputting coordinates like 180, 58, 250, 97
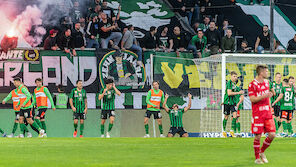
156, 26, 170, 51
204, 21, 221, 55
121, 25, 143, 64
72, 22, 86, 50
142, 26, 159, 51
238, 40, 252, 53
287, 34, 296, 54
221, 29, 235, 53
188, 29, 207, 58
86, 13, 100, 49
57, 29, 77, 56
169, 26, 187, 53
44, 29, 58, 50
99, 12, 122, 49
255, 25, 275, 53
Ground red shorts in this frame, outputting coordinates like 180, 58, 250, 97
237, 110, 240, 118
251, 116, 276, 134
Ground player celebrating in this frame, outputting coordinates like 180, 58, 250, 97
272, 79, 294, 137
234, 86, 244, 137
163, 93, 192, 137
2, 88, 20, 137
222, 71, 244, 138
69, 80, 87, 138
98, 79, 121, 138
13, 77, 44, 138
248, 65, 276, 164
33, 78, 56, 137
271, 72, 282, 135
144, 81, 165, 138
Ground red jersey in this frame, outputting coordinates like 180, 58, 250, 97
248, 79, 272, 119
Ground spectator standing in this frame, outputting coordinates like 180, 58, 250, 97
173, 0, 189, 25
204, 21, 221, 54
86, 13, 100, 49
72, 22, 85, 50
169, 26, 187, 52
70, 1, 84, 24
221, 29, 235, 53
219, 19, 231, 37
57, 29, 77, 56
188, 30, 207, 58
99, 12, 122, 49
121, 25, 143, 63
142, 26, 159, 51
44, 29, 58, 50
101, 0, 116, 21
255, 25, 275, 53
287, 34, 296, 54
186, 0, 199, 25
157, 27, 170, 51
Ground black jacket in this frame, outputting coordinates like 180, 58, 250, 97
287, 39, 296, 54
142, 32, 157, 49
72, 29, 85, 48
57, 34, 74, 50
204, 29, 221, 47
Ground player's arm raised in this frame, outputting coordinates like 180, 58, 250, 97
162, 94, 170, 112
184, 93, 192, 112
272, 93, 283, 106
98, 89, 108, 100
113, 83, 121, 96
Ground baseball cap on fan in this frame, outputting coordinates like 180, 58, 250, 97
49, 29, 58, 35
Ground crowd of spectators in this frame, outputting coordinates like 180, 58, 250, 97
42, 0, 296, 60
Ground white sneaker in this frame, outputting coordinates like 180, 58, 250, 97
27, 132, 32, 138
7, 134, 14, 138
43, 133, 47, 138
101, 135, 105, 138
19, 134, 24, 138
144, 134, 150, 138
259, 153, 268, 163
160, 134, 166, 138
106, 132, 110, 138
254, 159, 264, 164
39, 129, 45, 137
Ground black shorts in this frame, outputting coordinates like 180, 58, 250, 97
15, 112, 20, 120
281, 110, 294, 121
168, 127, 187, 137
273, 105, 281, 117
19, 108, 34, 118
36, 108, 47, 119
145, 110, 162, 119
73, 112, 86, 120
101, 110, 115, 119
224, 104, 236, 115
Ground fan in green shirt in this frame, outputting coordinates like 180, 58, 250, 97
69, 80, 87, 138
163, 93, 192, 137
98, 78, 121, 138
222, 71, 244, 138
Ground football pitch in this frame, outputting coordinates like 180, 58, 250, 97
0, 138, 295, 167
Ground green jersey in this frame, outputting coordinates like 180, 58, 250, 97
69, 88, 87, 113
280, 86, 294, 111
168, 109, 184, 128
100, 88, 115, 110
271, 81, 282, 106
234, 86, 243, 110
223, 80, 236, 105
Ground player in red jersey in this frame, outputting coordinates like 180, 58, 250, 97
248, 65, 276, 165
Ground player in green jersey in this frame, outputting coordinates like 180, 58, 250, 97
98, 79, 121, 138
222, 71, 244, 138
163, 93, 192, 137
272, 79, 294, 137
69, 80, 87, 138
234, 86, 244, 137
271, 72, 282, 135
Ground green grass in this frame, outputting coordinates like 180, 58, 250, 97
0, 138, 295, 167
